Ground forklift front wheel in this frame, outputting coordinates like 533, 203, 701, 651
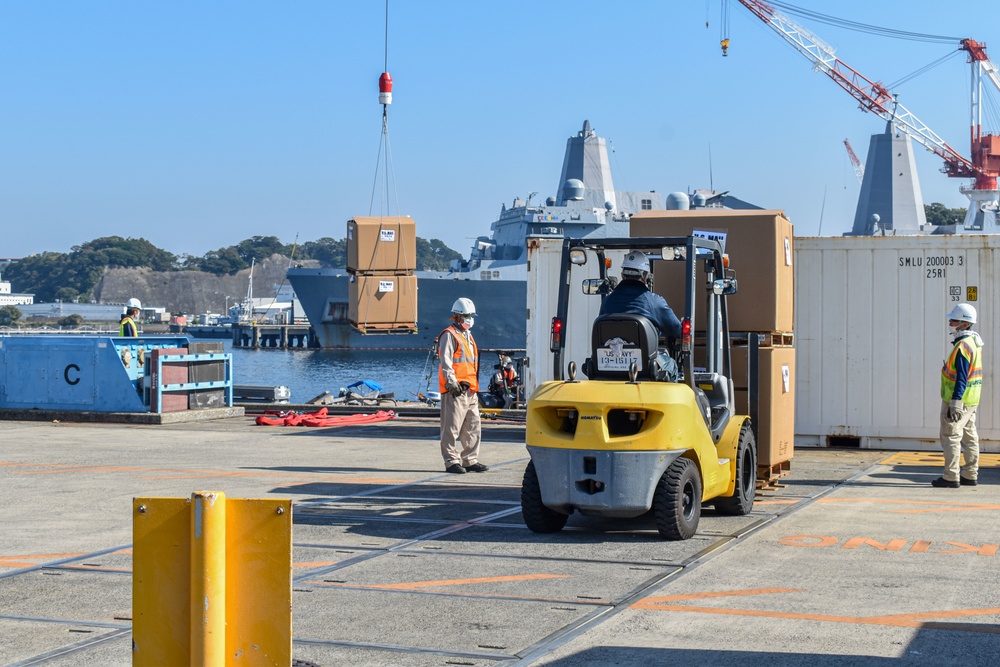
714, 421, 757, 516
653, 457, 702, 540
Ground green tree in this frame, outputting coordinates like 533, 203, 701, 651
6, 236, 179, 302
924, 202, 965, 227
0, 305, 22, 326
58, 314, 85, 328
74, 236, 178, 272
298, 237, 346, 267
4, 252, 73, 302
417, 238, 462, 271
195, 247, 247, 275
54, 287, 79, 303
235, 236, 290, 264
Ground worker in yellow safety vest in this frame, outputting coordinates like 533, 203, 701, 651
437, 297, 487, 475
933, 303, 983, 488
119, 298, 142, 337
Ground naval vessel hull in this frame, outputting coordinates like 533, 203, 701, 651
287, 267, 526, 351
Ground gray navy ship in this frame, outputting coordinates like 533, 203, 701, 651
286, 120, 664, 351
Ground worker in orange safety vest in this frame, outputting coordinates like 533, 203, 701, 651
437, 297, 487, 474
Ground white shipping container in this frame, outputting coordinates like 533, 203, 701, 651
525, 238, 626, 394
795, 234, 998, 452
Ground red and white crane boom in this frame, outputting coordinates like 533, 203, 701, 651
733, 0, 1000, 197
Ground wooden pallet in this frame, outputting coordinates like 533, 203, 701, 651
756, 460, 791, 490
731, 332, 794, 348
350, 322, 417, 334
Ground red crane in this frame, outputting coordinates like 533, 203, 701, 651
730, 0, 1000, 225
843, 138, 864, 184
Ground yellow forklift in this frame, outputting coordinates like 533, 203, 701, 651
522, 235, 757, 539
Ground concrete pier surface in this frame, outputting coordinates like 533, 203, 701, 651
1, 414, 998, 666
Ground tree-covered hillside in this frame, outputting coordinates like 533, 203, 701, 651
4, 234, 462, 303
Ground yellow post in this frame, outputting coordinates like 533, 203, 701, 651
190, 490, 226, 665
134, 493, 291, 666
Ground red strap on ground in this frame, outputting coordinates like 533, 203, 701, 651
255, 408, 396, 427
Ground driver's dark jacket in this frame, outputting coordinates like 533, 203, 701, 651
599, 278, 682, 339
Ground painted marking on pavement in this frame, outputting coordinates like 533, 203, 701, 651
632, 588, 1000, 633
0, 553, 86, 569
780, 535, 998, 555
816, 497, 1000, 514
1, 462, 407, 484
326, 573, 569, 591
881, 452, 1000, 467
293, 561, 338, 569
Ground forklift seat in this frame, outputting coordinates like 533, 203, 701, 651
585, 314, 664, 381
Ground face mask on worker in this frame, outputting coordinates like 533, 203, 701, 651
950, 322, 965, 338
461, 316, 474, 330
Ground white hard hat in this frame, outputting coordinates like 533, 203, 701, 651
452, 297, 477, 316
621, 251, 650, 274
948, 303, 977, 324
126, 298, 142, 309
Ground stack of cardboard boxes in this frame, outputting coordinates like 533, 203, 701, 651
630, 210, 795, 483
346, 216, 418, 333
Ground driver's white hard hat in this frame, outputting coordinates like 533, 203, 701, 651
126, 298, 142, 309
621, 251, 650, 274
947, 303, 977, 324
451, 297, 477, 316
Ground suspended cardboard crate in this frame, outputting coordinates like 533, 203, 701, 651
347, 216, 417, 273
348, 273, 418, 333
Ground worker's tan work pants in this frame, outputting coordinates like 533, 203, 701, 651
939, 402, 979, 482
440, 390, 482, 467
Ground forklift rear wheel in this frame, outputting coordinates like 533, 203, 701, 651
653, 457, 701, 540
521, 460, 569, 533
714, 421, 757, 516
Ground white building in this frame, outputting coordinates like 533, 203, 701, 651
0, 273, 33, 306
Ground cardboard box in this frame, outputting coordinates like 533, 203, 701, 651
630, 210, 794, 333
730, 345, 795, 469
347, 216, 417, 273
349, 273, 418, 329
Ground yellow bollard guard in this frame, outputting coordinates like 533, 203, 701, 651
191, 490, 226, 664
133, 491, 291, 666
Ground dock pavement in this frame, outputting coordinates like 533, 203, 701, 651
1, 411, 998, 666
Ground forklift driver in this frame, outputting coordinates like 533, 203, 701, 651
600, 251, 682, 380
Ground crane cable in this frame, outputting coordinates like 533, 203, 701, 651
368, 0, 399, 221
360, 0, 413, 334
766, 1, 961, 44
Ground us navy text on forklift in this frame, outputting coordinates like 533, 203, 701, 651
522, 235, 759, 540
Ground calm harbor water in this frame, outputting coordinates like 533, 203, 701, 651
203, 338, 501, 403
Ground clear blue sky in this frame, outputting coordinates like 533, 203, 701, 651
1, 1, 996, 259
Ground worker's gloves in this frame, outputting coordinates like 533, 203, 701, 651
947, 399, 966, 423
445, 380, 463, 398
459, 381, 471, 393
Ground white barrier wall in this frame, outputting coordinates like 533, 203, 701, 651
795, 234, 998, 451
